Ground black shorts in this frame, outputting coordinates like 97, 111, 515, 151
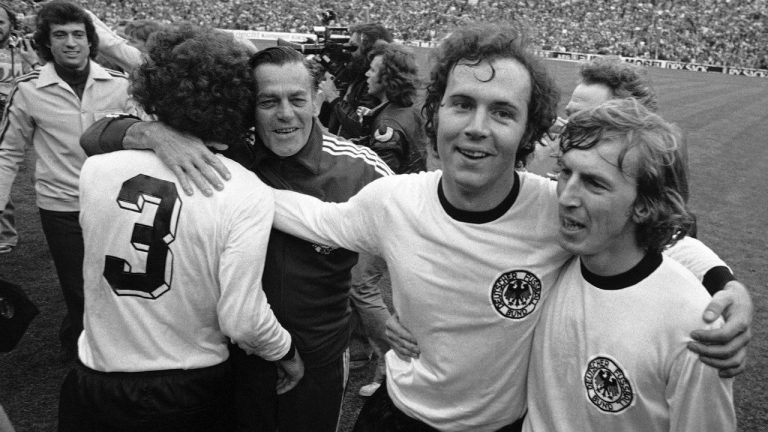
353, 381, 524, 432
59, 360, 235, 432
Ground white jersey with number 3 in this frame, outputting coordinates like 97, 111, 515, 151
78, 150, 290, 372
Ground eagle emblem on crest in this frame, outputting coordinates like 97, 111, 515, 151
490, 269, 541, 319
311, 243, 336, 255
584, 356, 634, 413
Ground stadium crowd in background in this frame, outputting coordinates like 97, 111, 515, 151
0, 1, 758, 431
11, 0, 763, 69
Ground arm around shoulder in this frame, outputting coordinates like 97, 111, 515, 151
81, 117, 230, 196
272, 179, 387, 255
664, 236, 730, 286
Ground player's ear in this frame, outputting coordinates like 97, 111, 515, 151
313, 90, 322, 117
631, 199, 651, 224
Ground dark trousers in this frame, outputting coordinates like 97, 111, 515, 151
229, 343, 348, 432
353, 382, 524, 432
59, 360, 235, 432
39, 209, 84, 352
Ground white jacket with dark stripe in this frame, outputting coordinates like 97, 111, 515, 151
0, 61, 135, 211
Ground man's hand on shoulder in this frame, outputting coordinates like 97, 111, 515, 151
688, 280, 753, 377
125, 122, 231, 196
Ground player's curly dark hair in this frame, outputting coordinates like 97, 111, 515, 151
559, 99, 693, 254
33, 1, 99, 63
367, 41, 419, 107
579, 56, 658, 112
423, 23, 559, 167
131, 25, 255, 146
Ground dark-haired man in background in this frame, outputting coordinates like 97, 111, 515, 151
0, 0, 134, 360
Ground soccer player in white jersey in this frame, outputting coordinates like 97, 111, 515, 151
80, 23, 752, 432
523, 99, 735, 431
268, 24, 751, 431
59, 26, 303, 432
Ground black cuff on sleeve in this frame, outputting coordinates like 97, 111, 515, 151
80, 115, 141, 156
279, 341, 296, 361
99, 116, 142, 154
702, 266, 736, 296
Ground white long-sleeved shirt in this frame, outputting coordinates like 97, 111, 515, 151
78, 150, 291, 372
273, 170, 730, 431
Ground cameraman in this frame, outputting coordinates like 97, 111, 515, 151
321, 23, 392, 139
0, 2, 40, 255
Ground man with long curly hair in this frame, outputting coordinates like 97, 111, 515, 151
523, 99, 734, 431
61, 26, 304, 432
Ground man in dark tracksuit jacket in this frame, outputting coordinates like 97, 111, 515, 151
230, 121, 391, 432
364, 101, 427, 174
80, 46, 393, 432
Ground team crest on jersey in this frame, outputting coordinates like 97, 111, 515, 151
311, 243, 336, 255
584, 356, 634, 413
490, 269, 541, 319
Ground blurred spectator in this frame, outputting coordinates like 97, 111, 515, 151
0, 1, 40, 256
122, 19, 163, 51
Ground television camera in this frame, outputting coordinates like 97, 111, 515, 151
277, 26, 354, 81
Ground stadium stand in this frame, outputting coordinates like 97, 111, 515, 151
14, 0, 768, 69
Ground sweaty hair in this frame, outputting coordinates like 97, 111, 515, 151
367, 41, 419, 107
33, 1, 99, 62
559, 99, 692, 254
579, 56, 658, 112
249, 46, 319, 92
423, 23, 559, 166
349, 23, 393, 56
131, 25, 255, 146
